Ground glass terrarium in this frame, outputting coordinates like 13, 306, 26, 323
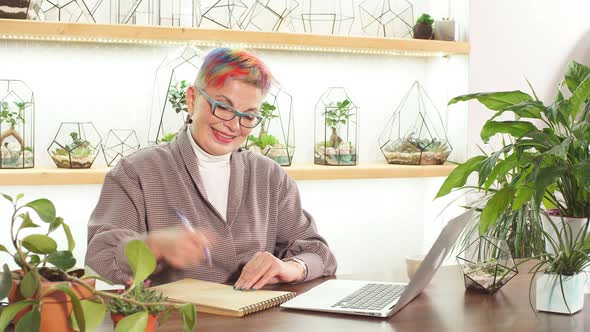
300, 0, 354, 35
110, 0, 156, 25
358, 0, 414, 38
457, 236, 518, 295
243, 87, 295, 166
39, 0, 97, 22
195, 0, 249, 29
0, 80, 34, 169
48, 122, 102, 169
378, 81, 452, 165
240, 0, 300, 32
148, 45, 202, 144
314, 87, 358, 166
102, 129, 140, 166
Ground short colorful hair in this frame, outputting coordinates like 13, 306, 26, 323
195, 48, 273, 95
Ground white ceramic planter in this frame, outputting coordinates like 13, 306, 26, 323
536, 273, 585, 314
433, 20, 456, 41
542, 214, 590, 293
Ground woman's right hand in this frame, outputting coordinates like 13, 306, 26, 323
145, 229, 211, 269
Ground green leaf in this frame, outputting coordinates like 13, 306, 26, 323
564, 60, 590, 93
71, 300, 106, 332
20, 271, 38, 298
25, 199, 56, 223
478, 145, 512, 188
435, 156, 487, 198
19, 212, 40, 230
179, 303, 196, 332
480, 121, 537, 143
46, 251, 77, 270
1, 193, 13, 203
544, 136, 572, 159
483, 153, 520, 190
532, 165, 565, 210
0, 301, 34, 331
48, 217, 63, 234
0, 244, 8, 254
124, 240, 157, 290
62, 223, 75, 252
0, 264, 12, 300
55, 284, 85, 332
490, 101, 544, 120
15, 193, 24, 202
15, 307, 40, 332
567, 74, 590, 120
479, 186, 515, 234
22, 234, 57, 255
115, 311, 148, 332
158, 307, 174, 327
448, 91, 533, 110
574, 160, 590, 191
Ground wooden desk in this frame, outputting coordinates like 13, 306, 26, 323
144, 264, 589, 332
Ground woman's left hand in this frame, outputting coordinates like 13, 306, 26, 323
234, 252, 305, 290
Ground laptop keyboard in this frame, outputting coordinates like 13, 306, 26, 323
331, 283, 406, 311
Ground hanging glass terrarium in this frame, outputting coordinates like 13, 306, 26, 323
300, 0, 354, 35
358, 0, 414, 38
314, 87, 358, 166
240, 0, 300, 32
102, 129, 141, 166
148, 45, 202, 144
243, 87, 295, 166
0, 80, 34, 169
378, 81, 452, 165
48, 122, 102, 168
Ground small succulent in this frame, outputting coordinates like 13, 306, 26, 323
106, 284, 167, 316
416, 13, 434, 25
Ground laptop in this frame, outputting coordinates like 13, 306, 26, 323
281, 209, 474, 318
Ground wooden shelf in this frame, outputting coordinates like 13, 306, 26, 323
0, 19, 470, 56
0, 163, 456, 186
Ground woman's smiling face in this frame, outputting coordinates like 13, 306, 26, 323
186, 78, 263, 155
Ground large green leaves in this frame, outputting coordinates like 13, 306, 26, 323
179, 303, 197, 332
435, 156, 487, 198
18, 212, 40, 231
479, 186, 515, 234
46, 251, 77, 270
565, 60, 590, 92
490, 100, 544, 120
566, 74, 590, 120
448, 91, 533, 110
477, 145, 512, 188
15, 308, 40, 332
481, 121, 538, 143
574, 160, 590, 191
115, 311, 148, 332
71, 300, 106, 332
0, 264, 11, 300
22, 234, 57, 255
25, 199, 56, 223
0, 301, 34, 331
20, 271, 38, 298
124, 240, 157, 290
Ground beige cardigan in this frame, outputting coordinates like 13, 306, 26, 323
86, 130, 337, 285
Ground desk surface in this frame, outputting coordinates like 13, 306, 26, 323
144, 263, 589, 332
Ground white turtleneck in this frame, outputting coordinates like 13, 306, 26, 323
187, 128, 231, 221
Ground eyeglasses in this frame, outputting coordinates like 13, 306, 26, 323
197, 87, 263, 128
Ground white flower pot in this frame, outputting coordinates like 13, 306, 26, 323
434, 20, 456, 41
536, 273, 585, 314
542, 214, 590, 293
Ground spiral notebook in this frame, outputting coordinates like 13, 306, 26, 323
151, 279, 296, 317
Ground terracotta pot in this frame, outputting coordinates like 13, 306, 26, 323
8, 275, 95, 332
111, 312, 159, 332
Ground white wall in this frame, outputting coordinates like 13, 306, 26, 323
0, 0, 470, 285
466, 0, 590, 154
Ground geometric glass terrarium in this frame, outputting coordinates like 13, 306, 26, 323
457, 236, 518, 295
111, 0, 156, 25
195, 0, 249, 29
148, 45, 202, 144
101, 129, 140, 167
314, 87, 358, 166
378, 81, 452, 165
39, 0, 97, 22
240, 0, 300, 32
48, 122, 102, 168
300, 0, 355, 35
243, 87, 295, 166
0, 80, 34, 169
358, 0, 414, 38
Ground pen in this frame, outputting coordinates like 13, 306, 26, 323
174, 209, 213, 267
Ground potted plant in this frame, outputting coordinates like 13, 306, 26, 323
433, 17, 456, 41
107, 284, 167, 331
314, 89, 358, 166
436, 60, 590, 263
523, 213, 590, 314
48, 122, 102, 169
0, 101, 33, 168
413, 13, 434, 39
158, 80, 190, 143
0, 193, 197, 332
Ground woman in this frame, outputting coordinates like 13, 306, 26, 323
86, 48, 337, 290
